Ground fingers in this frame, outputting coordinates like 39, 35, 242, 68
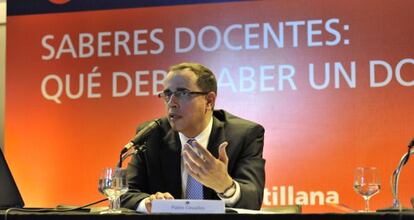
145, 192, 174, 213
186, 141, 215, 161
162, 192, 174, 199
182, 140, 229, 175
183, 151, 206, 177
184, 161, 201, 181
154, 192, 174, 199
218, 141, 229, 164
145, 197, 152, 213
183, 144, 207, 165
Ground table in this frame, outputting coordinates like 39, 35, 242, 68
1, 210, 414, 220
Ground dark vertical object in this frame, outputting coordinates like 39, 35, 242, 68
0, 148, 25, 208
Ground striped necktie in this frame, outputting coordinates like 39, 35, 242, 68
185, 139, 204, 199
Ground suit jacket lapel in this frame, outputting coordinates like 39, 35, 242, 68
207, 116, 226, 158
161, 129, 182, 199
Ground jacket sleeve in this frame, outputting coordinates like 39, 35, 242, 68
231, 124, 266, 210
120, 151, 151, 210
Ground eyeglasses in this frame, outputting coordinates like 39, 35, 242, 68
158, 89, 208, 102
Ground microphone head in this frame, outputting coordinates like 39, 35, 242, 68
409, 138, 414, 148
130, 119, 161, 145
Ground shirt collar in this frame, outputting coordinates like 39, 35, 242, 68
178, 116, 213, 148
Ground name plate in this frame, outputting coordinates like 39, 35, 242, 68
151, 199, 225, 214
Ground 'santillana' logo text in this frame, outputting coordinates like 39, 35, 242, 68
263, 185, 339, 206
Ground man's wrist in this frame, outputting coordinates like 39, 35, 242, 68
217, 180, 236, 198
137, 197, 149, 213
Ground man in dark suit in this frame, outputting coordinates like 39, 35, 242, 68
121, 63, 265, 212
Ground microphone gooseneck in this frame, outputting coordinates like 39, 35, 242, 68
402, 138, 414, 165
391, 137, 414, 210
118, 119, 161, 168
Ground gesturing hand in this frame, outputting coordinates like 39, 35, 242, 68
182, 140, 233, 193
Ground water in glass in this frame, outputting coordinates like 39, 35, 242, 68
98, 168, 128, 214
353, 167, 381, 212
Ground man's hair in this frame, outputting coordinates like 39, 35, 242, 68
168, 62, 217, 94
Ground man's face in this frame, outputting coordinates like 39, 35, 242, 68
162, 69, 212, 137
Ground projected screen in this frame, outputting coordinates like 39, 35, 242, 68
5, 0, 414, 212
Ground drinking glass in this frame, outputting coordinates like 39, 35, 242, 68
353, 167, 381, 212
98, 167, 128, 214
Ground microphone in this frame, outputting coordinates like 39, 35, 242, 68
117, 119, 161, 168
409, 138, 414, 148
122, 119, 161, 154
402, 138, 414, 165
390, 137, 414, 210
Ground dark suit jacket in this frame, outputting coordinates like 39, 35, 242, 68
121, 110, 265, 210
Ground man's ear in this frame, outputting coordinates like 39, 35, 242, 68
205, 92, 216, 110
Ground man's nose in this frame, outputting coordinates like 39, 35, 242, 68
167, 94, 179, 107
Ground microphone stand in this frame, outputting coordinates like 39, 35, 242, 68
116, 143, 147, 169
377, 138, 414, 212
390, 148, 414, 211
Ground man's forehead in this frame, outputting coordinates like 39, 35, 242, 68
164, 69, 198, 88
167, 68, 197, 78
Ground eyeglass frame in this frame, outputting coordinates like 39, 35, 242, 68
157, 89, 209, 102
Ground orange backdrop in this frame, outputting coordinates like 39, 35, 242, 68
5, 0, 414, 213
